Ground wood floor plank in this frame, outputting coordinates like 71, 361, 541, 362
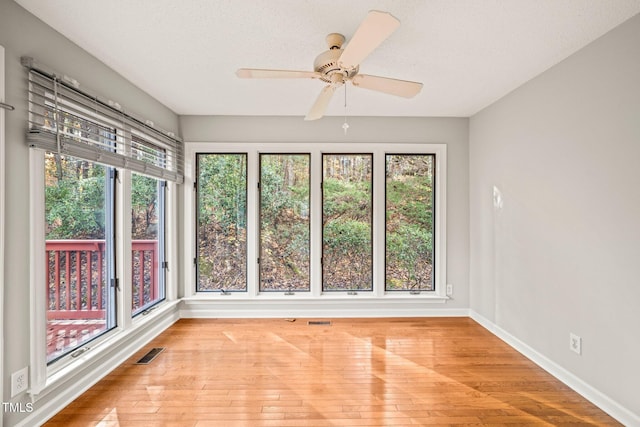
44, 318, 621, 426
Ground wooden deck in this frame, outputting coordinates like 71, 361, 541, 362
44, 317, 621, 426
47, 320, 105, 360
45, 238, 160, 361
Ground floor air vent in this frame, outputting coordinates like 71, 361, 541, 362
136, 347, 165, 365
308, 320, 331, 326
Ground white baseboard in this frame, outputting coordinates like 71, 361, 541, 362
18, 303, 180, 427
180, 297, 469, 318
469, 310, 639, 427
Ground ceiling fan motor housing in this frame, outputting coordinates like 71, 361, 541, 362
314, 33, 359, 84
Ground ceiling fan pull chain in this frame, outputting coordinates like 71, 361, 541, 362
342, 84, 349, 135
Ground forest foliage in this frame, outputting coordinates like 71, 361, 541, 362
385, 154, 434, 291
322, 154, 373, 291
44, 154, 163, 319
196, 153, 434, 292
45, 154, 161, 241
260, 154, 310, 291
197, 154, 248, 291
46, 151, 435, 293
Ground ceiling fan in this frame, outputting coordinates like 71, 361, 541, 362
236, 10, 423, 121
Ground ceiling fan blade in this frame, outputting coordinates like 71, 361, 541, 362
236, 68, 320, 79
351, 74, 423, 98
338, 10, 400, 70
304, 85, 338, 121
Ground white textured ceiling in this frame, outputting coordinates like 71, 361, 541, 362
14, 0, 640, 118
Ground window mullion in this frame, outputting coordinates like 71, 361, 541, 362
165, 181, 179, 301
373, 149, 385, 297
310, 148, 323, 297
117, 169, 133, 328
246, 150, 258, 297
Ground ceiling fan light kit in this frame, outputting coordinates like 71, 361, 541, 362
236, 10, 423, 121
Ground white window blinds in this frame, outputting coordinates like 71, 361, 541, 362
25, 61, 183, 183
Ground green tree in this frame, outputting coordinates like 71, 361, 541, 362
322, 154, 373, 291
45, 154, 107, 239
385, 154, 435, 290
259, 154, 310, 291
131, 174, 159, 238
196, 154, 248, 291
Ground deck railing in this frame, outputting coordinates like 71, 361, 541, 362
46, 239, 159, 320
131, 240, 160, 314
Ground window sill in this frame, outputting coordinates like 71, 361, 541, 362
184, 292, 449, 301
180, 294, 460, 319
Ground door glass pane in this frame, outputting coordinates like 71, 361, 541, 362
385, 154, 435, 291
196, 154, 248, 292
322, 154, 373, 291
132, 173, 165, 315
45, 153, 115, 363
259, 154, 310, 292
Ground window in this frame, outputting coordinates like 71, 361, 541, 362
322, 154, 373, 292
259, 154, 310, 292
130, 135, 167, 315
385, 154, 435, 291
26, 60, 181, 392
44, 153, 116, 363
187, 143, 447, 300
196, 153, 248, 292
131, 173, 166, 315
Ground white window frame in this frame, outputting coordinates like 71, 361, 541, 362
130, 172, 168, 316
28, 144, 178, 399
183, 142, 447, 304
30, 150, 119, 381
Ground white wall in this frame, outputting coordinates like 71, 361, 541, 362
180, 115, 470, 311
469, 13, 640, 419
0, 1, 180, 425
0, 44, 6, 427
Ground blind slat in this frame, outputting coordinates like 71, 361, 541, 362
26, 68, 183, 183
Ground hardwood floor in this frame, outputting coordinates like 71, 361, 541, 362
45, 318, 620, 426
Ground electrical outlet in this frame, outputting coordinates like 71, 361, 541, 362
11, 367, 29, 397
570, 333, 582, 355
446, 284, 453, 296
